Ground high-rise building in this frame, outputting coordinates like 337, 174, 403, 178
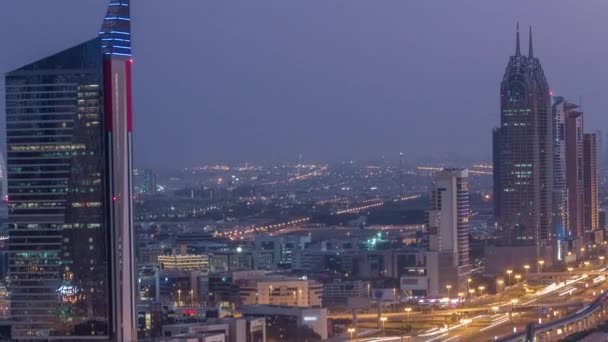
5, 1, 136, 339
551, 97, 568, 244
142, 169, 157, 195
594, 130, 604, 169
427, 168, 470, 295
583, 133, 598, 232
565, 106, 584, 237
496, 25, 553, 245
492, 127, 502, 219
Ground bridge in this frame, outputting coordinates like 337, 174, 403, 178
496, 292, 608, 342
531, 271, 608, 277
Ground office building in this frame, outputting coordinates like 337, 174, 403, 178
254, 235, 311, 269
237, 276, 323, 308
142, 169, 158, 195
426, 168, 470, 295
599, 208, 608, 230
5, 1, 136, 339
551, 97, 568, 245
161, 317, 265, 342
322, 280, 370, 307
159, 254, 210, 273
240, 306, 328, 340
492, 127, 502, 219
565, 105, 585, 237
495, 26, 553, 244
583, 133, 598, 233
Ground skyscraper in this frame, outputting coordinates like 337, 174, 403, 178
5, 1, 136, 339
583, 133, 598, 233
492, 127, 502, 219
551, 97, 568, 246
496, 25, 553, 245
427, 168, 470, 295
142, 169, 158, 196
565, 107, 584, 237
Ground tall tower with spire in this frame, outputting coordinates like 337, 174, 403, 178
495, 25, 553, 246
5, 1, 136, 340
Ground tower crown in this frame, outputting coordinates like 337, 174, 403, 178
100, 0, 131, 56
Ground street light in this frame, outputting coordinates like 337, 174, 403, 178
347, 328, 355, 340
514, 274, 521, 283
523, 265, 530, 279
446, 284, 452, 299
478, 286, 485, 296
538, 260, 545, 273
405, 307, 412, 323
492, 306, 499, 313
380, 316, 387, 334
568, 267, 574, 275
467, 278, 472, 295
510, 298, 518, 319
506, 270, 513, 285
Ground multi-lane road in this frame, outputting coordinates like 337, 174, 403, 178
340, 269, 608, 342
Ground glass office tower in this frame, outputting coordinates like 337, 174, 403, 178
5, 1, 135, 339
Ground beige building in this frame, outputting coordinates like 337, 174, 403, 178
158, 254, 210, 275
238, 276, 322, 308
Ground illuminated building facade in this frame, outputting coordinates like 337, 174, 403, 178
5, 1, 136, 339
238, 277, 323, 308
492, 127, 502, 219
551, 97, 568, 252
158, 254, 210, 274
426, 168, 470, 295
496, 26, 553, 245
583, 133, 598, 232
565, 106, 584, 237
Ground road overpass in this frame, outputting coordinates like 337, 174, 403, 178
496, 292, 608, 342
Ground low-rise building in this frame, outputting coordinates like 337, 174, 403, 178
159, 254, 210, 274
237, 275, 322, 308
240, 305, 327, 340
323, 280, 369, 307
161, 317, 265, 342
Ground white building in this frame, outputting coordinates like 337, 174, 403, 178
426, 169, 470, 296
237, 275, 322, 308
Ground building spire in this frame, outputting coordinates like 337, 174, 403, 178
528, 25, 534, 58
100, 0, 131, 56
515, 22, 521, 56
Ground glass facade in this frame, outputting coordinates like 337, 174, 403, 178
497, 27, 553, 244
6, 1, 135, 339
6, 39, 110, 338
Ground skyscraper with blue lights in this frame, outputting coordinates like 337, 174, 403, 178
5, 1, 136, 339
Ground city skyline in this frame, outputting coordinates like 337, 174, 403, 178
2, 2, 608, 341
2, 1, 608, 167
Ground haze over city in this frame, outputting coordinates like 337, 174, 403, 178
2, 1, 608, 167
3, 1, 608, 341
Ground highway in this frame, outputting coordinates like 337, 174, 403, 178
340, 268, 608, 342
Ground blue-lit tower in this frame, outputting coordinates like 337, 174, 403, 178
5, 1, 136, 339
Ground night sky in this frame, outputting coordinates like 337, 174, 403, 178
1, 1, 607, 168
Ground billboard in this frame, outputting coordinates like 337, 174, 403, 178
371, 288, 396, 302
